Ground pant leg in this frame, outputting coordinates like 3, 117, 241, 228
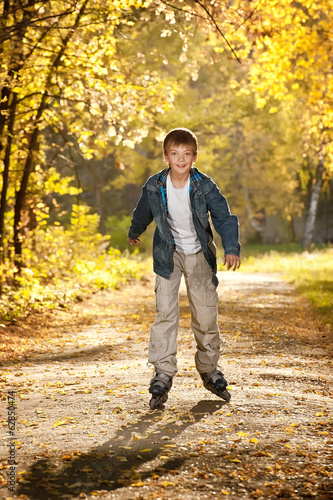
184, 251, 221, 374
148, 254, 182, 377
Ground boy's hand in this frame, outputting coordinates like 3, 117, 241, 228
128, 236, 141, 246
223, 254, 241, 271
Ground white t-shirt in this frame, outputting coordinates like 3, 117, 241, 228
166, 173, 201, 254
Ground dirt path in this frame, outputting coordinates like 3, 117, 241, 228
1, 272, 332, 500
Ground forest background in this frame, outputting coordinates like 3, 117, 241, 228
0, 0, 332, 329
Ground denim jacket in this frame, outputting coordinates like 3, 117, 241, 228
128, 167, 240, 284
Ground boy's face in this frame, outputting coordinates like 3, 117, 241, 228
164, 143, 197, 177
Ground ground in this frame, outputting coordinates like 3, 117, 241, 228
1, 271, 332, 500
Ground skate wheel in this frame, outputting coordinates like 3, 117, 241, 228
149, 397, 157, 410
221, 390, 231, 403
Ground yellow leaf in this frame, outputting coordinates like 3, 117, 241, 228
132, 433, 148, 440
82, 466, 94, 472
68, 482, 83, 488
256, 489, 264, 496
250, 438, 259, 444
52, 419, 67, 428
140, 448, 152, 452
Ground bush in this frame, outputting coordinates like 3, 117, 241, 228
0, 205, 149, 321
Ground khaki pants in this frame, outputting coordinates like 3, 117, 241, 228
148, 250, 221, 377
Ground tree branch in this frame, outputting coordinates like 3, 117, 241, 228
158, 0, 208, 21
191, 0, 242, 63
0, 8, 76, 43
231, 0, 263, 34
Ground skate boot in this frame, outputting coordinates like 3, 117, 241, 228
200, 369, 231, 403
149, 372, 173, 409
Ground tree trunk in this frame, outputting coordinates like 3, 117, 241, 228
13, 97, 46, 268
1, 0, 41, 279
0, 92, 17, 264
0, 0, 38, 143
13, 0, 89, 271
243, 186, 266, 242
302, 158, 326, 248
289, 216, 296, 244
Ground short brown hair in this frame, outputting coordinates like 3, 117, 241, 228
163, 128, 198, 155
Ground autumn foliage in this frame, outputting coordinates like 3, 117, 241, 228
0, 0, 332, 315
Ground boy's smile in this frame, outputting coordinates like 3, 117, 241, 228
164, 144, 197, 182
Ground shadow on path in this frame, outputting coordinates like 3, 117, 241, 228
16, 400, 226, 499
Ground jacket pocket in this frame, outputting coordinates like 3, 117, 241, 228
148, 190, 162, 217
153, 241, 165, 261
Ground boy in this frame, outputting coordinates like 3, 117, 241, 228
128, 128, 240, 409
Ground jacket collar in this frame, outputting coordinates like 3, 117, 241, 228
156, 167, 204, 192
189, 167, 203, 194
156, 167, 170, 187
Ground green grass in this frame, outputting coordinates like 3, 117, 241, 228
240, 243, 304, 258
218, 245, 333, 331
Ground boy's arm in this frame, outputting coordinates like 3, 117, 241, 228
128, 183, 154, 244
207, 181, 241, 258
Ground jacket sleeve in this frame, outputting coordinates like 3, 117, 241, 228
207, 181, 241, 256
128, 183, 154, 240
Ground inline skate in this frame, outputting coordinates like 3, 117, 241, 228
200, 369, 231, 403
149, 372, 173, 409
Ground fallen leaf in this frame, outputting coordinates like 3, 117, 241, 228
52, 419, 68, 428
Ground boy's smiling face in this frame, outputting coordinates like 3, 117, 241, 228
164, 143, 197, 178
